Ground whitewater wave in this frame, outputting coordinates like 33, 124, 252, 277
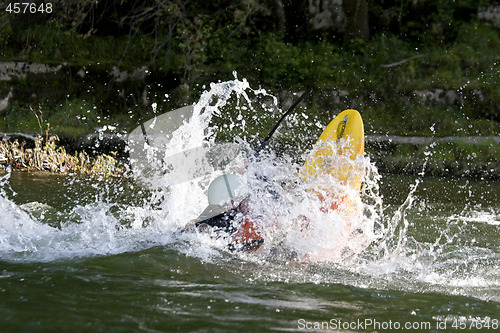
0, 77, 498, 302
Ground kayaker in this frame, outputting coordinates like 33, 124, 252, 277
182, 172, 265, 252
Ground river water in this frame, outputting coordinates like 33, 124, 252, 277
1, 79, 499, 332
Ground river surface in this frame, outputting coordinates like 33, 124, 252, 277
0, 171, 498, 332
1, 80, 499, 332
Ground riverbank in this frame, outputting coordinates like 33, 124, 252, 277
0, 3, 498, 179
366, 135, 500, 179
2, 131, 498, 180
1, 21, 499, 138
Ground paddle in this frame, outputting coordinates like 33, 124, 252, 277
193, 88, 313, 231
129, 88, 313, 244
128, 89, 312, 180
255, 88, 313, 154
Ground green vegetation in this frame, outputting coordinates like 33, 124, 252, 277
370, 138, 500, 179
0, 1, 498, 177
0, 134, 123, 176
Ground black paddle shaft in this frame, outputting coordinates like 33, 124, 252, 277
192, 88, 313, 243
256, 88, 313, 154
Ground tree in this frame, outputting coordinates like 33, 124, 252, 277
343, 0, 369, 42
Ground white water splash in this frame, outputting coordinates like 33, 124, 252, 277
0, 78, 382, 263
0, 169, 173, 261
0, 78, 498, 303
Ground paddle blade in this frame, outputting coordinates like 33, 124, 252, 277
127, 105, 194, 175
127, 105, 241, 184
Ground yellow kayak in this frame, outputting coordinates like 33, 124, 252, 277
302, 109, 364, 191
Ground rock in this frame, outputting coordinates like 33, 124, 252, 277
110, 66, 149, 83
412, 89, 459, 106
445, 90, 458, 105
479, 5, 500, 26
0, 62, 63, 81
0, 88, 13, 113
308, 0, 345, 31
331, 89, 350, 105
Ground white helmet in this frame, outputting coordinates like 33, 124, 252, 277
207, 174, 249, 207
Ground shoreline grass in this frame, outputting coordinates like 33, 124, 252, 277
0, 134, 125, 176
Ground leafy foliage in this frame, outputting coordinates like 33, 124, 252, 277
0, 0, 498, 137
